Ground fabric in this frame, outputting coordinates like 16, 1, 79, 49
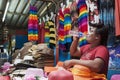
88, 0, 99, 23
44, 61, 63, 73
28, 6, 38, 41
71, 65, 91, 77
0, 76, 10, 80
115, 0, 120, 36
24, 68, 44, 80
58, 9, 66, 51
71, 65, 107, 80
48, 20, 56, 49
99, 0, 115, 46
77, 0, 88, 47
46, 62, 107, 80
63, 7, 72, 52
80, 44, 109, 75
38, 22, 45, 43
44, 21, 50, 45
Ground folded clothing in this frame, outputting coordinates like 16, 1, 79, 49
0, 76, 10, 80
71, 65, 107, 80
24, 68, 44, 80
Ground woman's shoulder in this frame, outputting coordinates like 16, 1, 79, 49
98, 45, 108, 49
97, 45, 109, 53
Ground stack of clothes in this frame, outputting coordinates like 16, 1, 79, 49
12, 42, 54, 68
8, 42, 54, 79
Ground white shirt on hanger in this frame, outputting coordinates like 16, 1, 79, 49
45, 14, 50, 21
42, 17, 45, 22
66, 0, 72, 8
50, 12, 54, 20
39, 18, 41, 24
76, 0, 79, 4
61, 3, 65, 12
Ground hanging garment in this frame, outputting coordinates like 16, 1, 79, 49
48, 20, 56, 49
99, 0, 115, 46
115, 0, 120, 36
88, 0, 99, 23
44, 21, 50, 45
38, 22, 45, 43
77, 0, 88, 47
64, 7, 72, 52
99, 0, 114, 26
58, 9, 66, 51
28, 6, 38, 41
38, 24, 42, 43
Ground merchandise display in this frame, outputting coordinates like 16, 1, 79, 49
77, 0, 88, 47
28, 6, 38, 41
48, 21, 56, 49
58, 3, 66, 51
0, 0, 120, 80
63, 0, 72, 52
44, 21, 50, 45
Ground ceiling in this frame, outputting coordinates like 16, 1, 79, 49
0, 0, 63, 29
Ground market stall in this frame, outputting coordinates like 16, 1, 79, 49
0, 0, 120, 80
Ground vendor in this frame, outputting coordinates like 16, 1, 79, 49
63, 22, 109, 76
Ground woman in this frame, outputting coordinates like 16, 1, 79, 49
63, 23, 109, 76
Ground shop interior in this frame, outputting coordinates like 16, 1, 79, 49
0, 0, 120, 80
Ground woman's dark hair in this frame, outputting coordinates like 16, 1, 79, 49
89, 22, 109, 46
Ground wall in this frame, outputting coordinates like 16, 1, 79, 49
9, 29, 28, 49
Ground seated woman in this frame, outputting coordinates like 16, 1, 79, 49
48, 5, 109, 80
63, 22, 109, 77
48, 23, 109, 80
63, 7, 109, 77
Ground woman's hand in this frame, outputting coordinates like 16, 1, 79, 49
73, 36, 79, 41
63, 60, 74, 69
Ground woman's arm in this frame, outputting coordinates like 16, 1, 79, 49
64, 58, 104, 73
70, 36, 82, 57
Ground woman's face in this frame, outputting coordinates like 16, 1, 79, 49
86, 27, 99, 43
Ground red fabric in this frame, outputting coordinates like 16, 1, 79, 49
115, 0, 120, 36
80, 44, 109, 75
38, 25, 41, 43
38, 22, 45, 43
0, 76, 10, 80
